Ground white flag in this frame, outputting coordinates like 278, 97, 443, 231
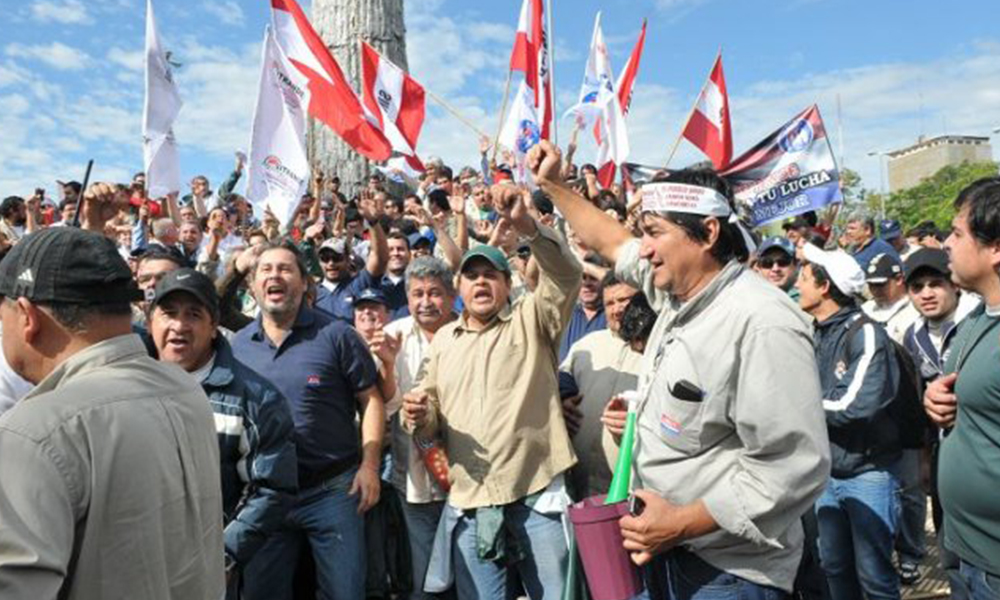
563, 12, 615, 128
246, 26, 310, 227
499, 80, 542, 183
142, 0, 182, 198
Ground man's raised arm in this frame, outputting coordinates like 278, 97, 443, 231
527, 141, 635, 265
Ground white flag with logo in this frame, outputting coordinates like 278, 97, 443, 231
563, 13, 615, 128
499, 80, 542, 182
143, 0, 182, 198
246, 26, 310, 227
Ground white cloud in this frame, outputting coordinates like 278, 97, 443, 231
203, 0, 245, 28
29, 0, 92, 25
107, 47, 145, 72
5, 42, 91, 71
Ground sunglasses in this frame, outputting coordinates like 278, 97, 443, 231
318, 251, 346, 263
758, 256, 793, 269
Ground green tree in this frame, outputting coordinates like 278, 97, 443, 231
839, 168, 863, 204
864, 160, 999, 231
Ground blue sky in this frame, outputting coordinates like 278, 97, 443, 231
2, 0, 1000, 198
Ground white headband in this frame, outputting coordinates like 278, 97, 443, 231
640, 182, 757, 253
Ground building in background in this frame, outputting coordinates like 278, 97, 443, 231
887, 135, 993, 192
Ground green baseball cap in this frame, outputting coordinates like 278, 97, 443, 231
458, 245, 510, 275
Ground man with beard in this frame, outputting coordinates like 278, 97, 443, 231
754, 236, 800, 301
233, 242, 384, 600
0, 196, 27, 244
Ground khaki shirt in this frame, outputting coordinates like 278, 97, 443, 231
560, 329, 643, 498
411, 224, 582, 509
0, 334, 225, 600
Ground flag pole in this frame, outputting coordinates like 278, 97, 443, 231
72, 160, 94, 227
424, 89, 492, 140
546, 0, 558, 147
491, 69, 514, 162
663, 47, 721, 168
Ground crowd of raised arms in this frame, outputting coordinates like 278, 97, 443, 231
0, 140, 999, 600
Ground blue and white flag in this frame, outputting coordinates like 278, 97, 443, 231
722, 105, 842, 227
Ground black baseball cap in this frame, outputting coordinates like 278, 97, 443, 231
150, 268, 219, 319
0, 227, 142, 304
904, 248, 950, 283
865, 252, 904, 284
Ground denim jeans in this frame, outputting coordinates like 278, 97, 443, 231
399, 492, 454, 599
243, 468, 365, 600
633, 549, 788, 600
957, 560, 1000, 600
893, 449, 927, 565
815, 468, 901, 600
453, 501, 568, 599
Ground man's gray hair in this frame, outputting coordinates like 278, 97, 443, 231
152, 217, 176, 240
847, 211, 875, 232
405, 256, 455, 296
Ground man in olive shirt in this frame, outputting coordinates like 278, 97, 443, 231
925, 177, 1000, 598
403, 183, 581, 599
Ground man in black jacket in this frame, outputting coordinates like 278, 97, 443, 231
797, 243, 903, 600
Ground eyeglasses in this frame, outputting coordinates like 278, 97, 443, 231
318, 252, 345, 263
758, 256, 793, 269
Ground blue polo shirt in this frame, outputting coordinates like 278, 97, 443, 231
558, 303, 607, 362
231, 304, 378, 488
314, 269, 380, 323
852, 237, 900, 271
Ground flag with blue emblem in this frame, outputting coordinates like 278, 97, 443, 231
722, 104, 843, 227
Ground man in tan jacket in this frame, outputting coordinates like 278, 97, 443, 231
403, 183, 582, 599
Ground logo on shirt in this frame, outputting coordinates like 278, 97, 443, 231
834, 360, 847, 380
306, 375, 321, 386
660, 413, 683, 436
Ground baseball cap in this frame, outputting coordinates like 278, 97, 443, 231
354, 288, 389, 308
880, 219, 902, 240
0, 227, 142, 304
865, 253, 904, 284
757, 236, 796, 258
407, 231, 435, 250
319, 237, 349, 255
904, 248, 950, 282
801, 242, 866, 297
150, 268, 219, 319
459, 245, 510, 275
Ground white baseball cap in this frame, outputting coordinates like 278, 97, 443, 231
802, 243, 866, 297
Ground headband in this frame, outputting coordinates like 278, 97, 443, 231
640, 182, 757, 253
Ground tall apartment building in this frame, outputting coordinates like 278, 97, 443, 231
886, 135, 993, 192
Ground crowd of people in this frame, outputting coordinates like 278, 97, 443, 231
0, 138, 998, 600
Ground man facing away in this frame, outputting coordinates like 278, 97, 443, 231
0, 222, 224, 599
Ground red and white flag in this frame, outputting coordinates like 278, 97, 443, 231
615, 19, 646, 117
681, 52, 732, 170
271, 0, 392, 161
507, 0, 553, 141
595, 19, 646, 188
360, 41, 426, 171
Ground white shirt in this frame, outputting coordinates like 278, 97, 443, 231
862, 295, 921, 344
384, 316, 447, 504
